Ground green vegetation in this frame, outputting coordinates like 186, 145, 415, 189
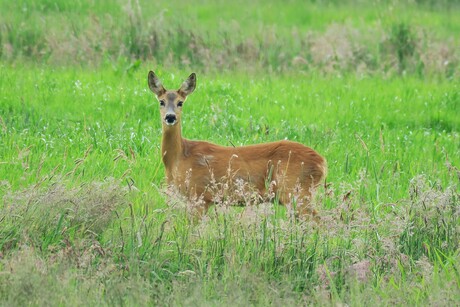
2, 0, 460, 76
1, 0, 459, 305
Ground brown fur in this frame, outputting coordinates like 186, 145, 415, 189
148, 71, 327, 218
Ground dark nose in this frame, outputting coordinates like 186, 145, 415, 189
165, 114, 176, 124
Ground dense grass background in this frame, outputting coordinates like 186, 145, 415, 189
1, 0, 460, 76
1, 0, 460, 305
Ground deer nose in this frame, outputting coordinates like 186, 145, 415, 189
165, 113, 177, 125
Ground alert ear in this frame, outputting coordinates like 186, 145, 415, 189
178, 73, 196, 97
148, 71, 166, 96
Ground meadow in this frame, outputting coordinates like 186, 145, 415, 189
1, 0, 460, 305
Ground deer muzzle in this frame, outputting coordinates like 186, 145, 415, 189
164, 113, 177, 126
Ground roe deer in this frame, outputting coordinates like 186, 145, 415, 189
148, 71, 326, 218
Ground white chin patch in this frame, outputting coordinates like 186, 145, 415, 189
164, 121, 176, 126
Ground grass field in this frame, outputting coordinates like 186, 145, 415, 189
1, 0, 460, 306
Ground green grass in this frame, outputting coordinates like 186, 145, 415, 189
1, 0, 460, 305
1, 63, 459, 305
1, 0, 459, 76
1, 65, 458, 188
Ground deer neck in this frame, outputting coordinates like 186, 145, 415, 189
161, 122, 184, 169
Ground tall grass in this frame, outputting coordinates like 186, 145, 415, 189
1, 0, 459, 76
1, 0, 459, 305
1, 64, 459, 304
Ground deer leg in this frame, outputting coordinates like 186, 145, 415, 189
279, 190, 319, 221
295, 192, 320, 222
187, 191, 213, 222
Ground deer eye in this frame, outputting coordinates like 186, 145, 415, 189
159, 100, 165, 107
177, 101, 183, 107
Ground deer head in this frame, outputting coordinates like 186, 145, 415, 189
148, 71, 196, 127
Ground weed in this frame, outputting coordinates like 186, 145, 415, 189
390, 22, 417, 74
1, 178, 128, 253
1, 1, 459, 76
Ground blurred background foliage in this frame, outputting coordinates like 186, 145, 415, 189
1, 0, 459, 77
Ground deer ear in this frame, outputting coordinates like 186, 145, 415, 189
148, 71, 166, 96
179, 73, 196, 96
